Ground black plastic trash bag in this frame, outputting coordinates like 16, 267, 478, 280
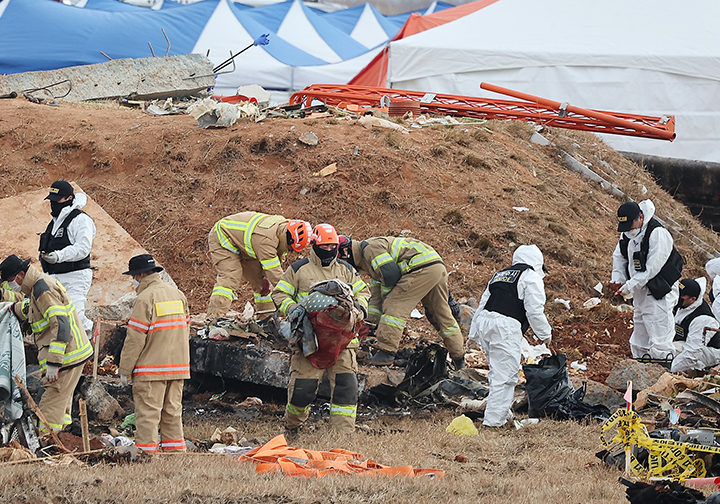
619, 478, 705, 504
523, 352, 611, 422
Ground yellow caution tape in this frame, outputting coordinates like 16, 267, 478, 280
600, 408, 720, 481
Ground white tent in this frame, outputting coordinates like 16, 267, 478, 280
388, 0, 720, 162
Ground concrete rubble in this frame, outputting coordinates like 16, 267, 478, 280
0, 54, 215, 102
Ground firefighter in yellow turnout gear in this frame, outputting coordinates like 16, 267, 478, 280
272, 224, 370, 435
119, 254, 190, 453
206, 212, 312, 320
0, 255, 93, 432
338, 236, 465, 367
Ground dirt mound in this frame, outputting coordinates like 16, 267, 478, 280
0, 98, 717, 372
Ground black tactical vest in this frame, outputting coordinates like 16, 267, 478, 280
39, 209, 91, 274
483, 263, 532, 333
674, 299, 720, 348
619, 217, 684, 300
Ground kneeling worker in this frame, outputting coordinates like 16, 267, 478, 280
272, 224, 369, 435
671, 277, 720, 373
0, 254, 93, 432
119, 254, 190, 453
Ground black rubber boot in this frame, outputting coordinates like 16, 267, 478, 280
368, 349, 396, 366
452, 355, 466, 370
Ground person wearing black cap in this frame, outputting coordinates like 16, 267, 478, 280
118, 254, 190, 453
0, 254, 93, 432
612, 199, 684, 360
671, 277, 720, 373
39, 180, 97, 335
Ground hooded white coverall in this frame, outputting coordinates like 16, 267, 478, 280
671, 277, 720, 373
46, 192, 96, 332
469, 245, 552, 427
706, 258, 720, 323
611, 200, 678, 359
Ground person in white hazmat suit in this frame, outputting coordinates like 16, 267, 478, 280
39, 180, 97, 333
469, 244, 552, 428
611, 200, 683, 360
706, 257, 720, 322
670, 277, 720, 373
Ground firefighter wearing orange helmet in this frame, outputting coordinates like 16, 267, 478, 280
272, 224, 370, 436
206, 212, 312, 320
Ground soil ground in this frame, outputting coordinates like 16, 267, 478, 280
0, 98, 718, 502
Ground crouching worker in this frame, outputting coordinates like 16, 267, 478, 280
469, 245, 552, 428
671, 277, 720, 373
0, 254, 93, 432
119, 254, 190, 453
272, 224, 369, 437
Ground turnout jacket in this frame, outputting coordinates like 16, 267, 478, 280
20, 265, 93, 371
272, 249, 370, 317
349, 237, 443, 321
119, 273, 190, 381
212, 211, 290, 287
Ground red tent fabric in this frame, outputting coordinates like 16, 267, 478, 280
349, 0, 499, 87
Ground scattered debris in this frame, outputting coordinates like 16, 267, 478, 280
299, 132, 319, 146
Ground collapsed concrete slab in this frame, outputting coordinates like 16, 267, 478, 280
0, 54, 215, 102
0, 183, 173, 322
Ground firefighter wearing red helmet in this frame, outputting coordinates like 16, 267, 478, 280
206, 212, 312, 320
272, 224, 370, 436
338, 235, 465, 368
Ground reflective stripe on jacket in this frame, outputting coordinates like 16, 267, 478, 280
119, 273, 190, 381
21, 265, 93, 371
212, 211, 290, 286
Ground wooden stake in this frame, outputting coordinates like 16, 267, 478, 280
79, 399, 90, 453
92, 316, 101, 380
13, 374, 71, 454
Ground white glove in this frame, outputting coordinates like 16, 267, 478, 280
45, 365, 59, 383
43, 251, 60, 264
120, 374, 130, 386
618, 283, 633, 300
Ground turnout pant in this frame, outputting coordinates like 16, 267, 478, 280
375, 263, 464, 359
286, 348, 358, 433
133, 379, 186, 453
206, 229, 274, 319
38, 364, 83, 432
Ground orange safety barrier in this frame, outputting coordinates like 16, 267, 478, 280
236, 434, 445, 479
289, 84, 675, 141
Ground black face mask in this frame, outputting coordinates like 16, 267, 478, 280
50, 199, 73, 218
313, 244, 338, 266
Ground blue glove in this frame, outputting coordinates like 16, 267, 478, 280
254, 34, 270, 47
288, 304, 305, 321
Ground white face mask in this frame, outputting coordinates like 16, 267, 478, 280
625, 228, 641, 239
131, 279, 140, 288
7, 280, 21, 292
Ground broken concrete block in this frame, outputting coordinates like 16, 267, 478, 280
0, 54, 215, 102
79, 379, 126, 423
570, 377, 625, 411
605, 359, 668, 391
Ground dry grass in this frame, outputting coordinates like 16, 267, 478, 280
0, 411, 638, 504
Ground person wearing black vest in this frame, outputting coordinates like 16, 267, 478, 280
39, 180, 97, 334
612, 200, 682, 360
469, 244, 553, 428
671, 277, 720, 373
